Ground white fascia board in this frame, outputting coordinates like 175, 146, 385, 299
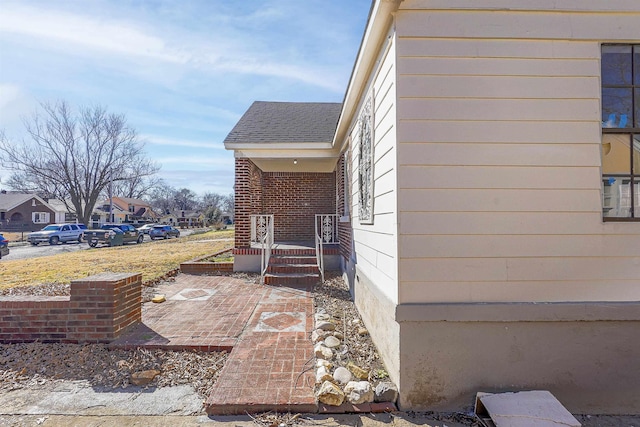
333, 0, 400, 150
234, 148, 341, 159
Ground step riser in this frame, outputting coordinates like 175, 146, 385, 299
264, 276, 319, 286
268, 265, 319, 274
270, 257, 317, 265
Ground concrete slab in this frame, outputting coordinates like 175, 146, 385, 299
0, 381, 202, 416
476, 390, 581, 427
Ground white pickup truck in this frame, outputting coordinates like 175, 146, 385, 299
27, 223, 86, 245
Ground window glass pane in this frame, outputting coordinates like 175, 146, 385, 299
602, 134, 631, 174
602, 45, 632, 85
635, 178, 640, 217
634, 45, 640, 84
603, 178, 632, 218
602, 87, 633, 128
636, 88, 640, 128
634, 135, 640, 174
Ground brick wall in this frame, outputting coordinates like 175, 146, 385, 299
234, 158, 263, 248
262, 172, 335, 242
0, 273, 141, 343
234, 157, 337, 244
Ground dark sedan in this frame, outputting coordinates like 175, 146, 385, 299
149, 225, 180, 240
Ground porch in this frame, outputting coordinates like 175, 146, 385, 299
234, 213, 341, 285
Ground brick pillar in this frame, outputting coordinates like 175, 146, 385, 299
234, 158, 264, 249
234, 158, 252, 249
68, 272, 141, 343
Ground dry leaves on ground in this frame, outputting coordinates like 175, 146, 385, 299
0, 342, 227, 399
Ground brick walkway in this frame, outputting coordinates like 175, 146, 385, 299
111, 274, 316, 414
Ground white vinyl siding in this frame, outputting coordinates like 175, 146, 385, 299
350, 30, 398, 304
395, 3, 640, 304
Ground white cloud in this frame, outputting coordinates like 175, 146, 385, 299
0, 4, 189, 64
154, 155, 234, 168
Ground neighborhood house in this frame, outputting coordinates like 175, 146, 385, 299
225, 0, 640, 413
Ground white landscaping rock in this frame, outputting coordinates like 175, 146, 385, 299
314, 343, 334, 360
316, 321, 336, 331
324, 335, 341, 348
332, 366, 352, 385
344, 381, 374, 404
316, 366, 333, 384
316, 359, 332, 369
311, 329, 329, 343
314, 313, 331, 322
317, 381, 345, 406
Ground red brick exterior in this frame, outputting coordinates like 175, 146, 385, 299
0, 273, 141, 343
263, 172, 335, 242
234, 158, 336, 245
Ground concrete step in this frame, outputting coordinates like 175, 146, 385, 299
264, 273, 320, 286
269, 256, 317, 265
268, 264, 319, 274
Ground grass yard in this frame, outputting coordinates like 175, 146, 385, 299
0, 230, 234, 290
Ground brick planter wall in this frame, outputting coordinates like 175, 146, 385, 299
0, 272, 141, 344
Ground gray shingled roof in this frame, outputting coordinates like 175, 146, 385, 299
224, 101, 342, 144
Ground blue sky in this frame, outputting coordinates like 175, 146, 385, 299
0, 0, 371, 196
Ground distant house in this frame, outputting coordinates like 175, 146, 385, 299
225, 1, 640, 414
175, 210, 204, 227
0, 192, 57, 231
97, 197, 159, 224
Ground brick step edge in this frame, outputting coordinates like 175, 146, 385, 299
318, 401, 398, 413
270, 256, 318, 264
205, 402, 318, 416
264, 275, 320, 286
267, 265, 320, 274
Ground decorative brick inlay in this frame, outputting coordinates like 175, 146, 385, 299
256, 312, 306, 332
0, 272, 142, 344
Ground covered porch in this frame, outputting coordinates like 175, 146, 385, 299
224, 101, 346, 282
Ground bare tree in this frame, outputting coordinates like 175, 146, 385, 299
173, 188, 197, 211
106, 158, 161, 200
200, 192, 224, 211
149, 181, 177, 214
0, 101, 158, 225
223, 193, 234, 215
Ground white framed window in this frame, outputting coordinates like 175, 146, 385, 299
32, 212, 50, 224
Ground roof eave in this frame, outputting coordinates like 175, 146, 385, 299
332, 0, 401, 151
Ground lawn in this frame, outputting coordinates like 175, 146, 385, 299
0, 230, 234, 290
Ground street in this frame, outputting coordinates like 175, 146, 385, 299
6, 229, 199, 261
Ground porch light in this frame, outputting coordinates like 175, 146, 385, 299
293, 159, 298, 164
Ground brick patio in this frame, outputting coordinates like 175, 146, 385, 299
111, 274, 316, 414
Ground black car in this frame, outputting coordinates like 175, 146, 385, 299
149, 225, 180, 240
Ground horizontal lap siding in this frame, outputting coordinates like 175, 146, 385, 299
395, 5, 640, 304
351, 33, 398, 304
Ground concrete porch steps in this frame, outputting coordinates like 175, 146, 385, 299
264, 272, 320, 286
265, 253, 321, 286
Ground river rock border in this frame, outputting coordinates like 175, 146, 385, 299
312, 307, 398, 413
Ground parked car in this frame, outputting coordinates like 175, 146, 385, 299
85, 223, 144, 247
136, 223, 156, 234
0, 233, 9, 259
27, 223, 85, 245
149, 225, 180, 240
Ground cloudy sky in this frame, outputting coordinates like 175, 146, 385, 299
0, 0, 371, 196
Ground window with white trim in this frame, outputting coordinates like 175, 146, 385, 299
32, 212, 50, 224
601, 44, 640, 220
